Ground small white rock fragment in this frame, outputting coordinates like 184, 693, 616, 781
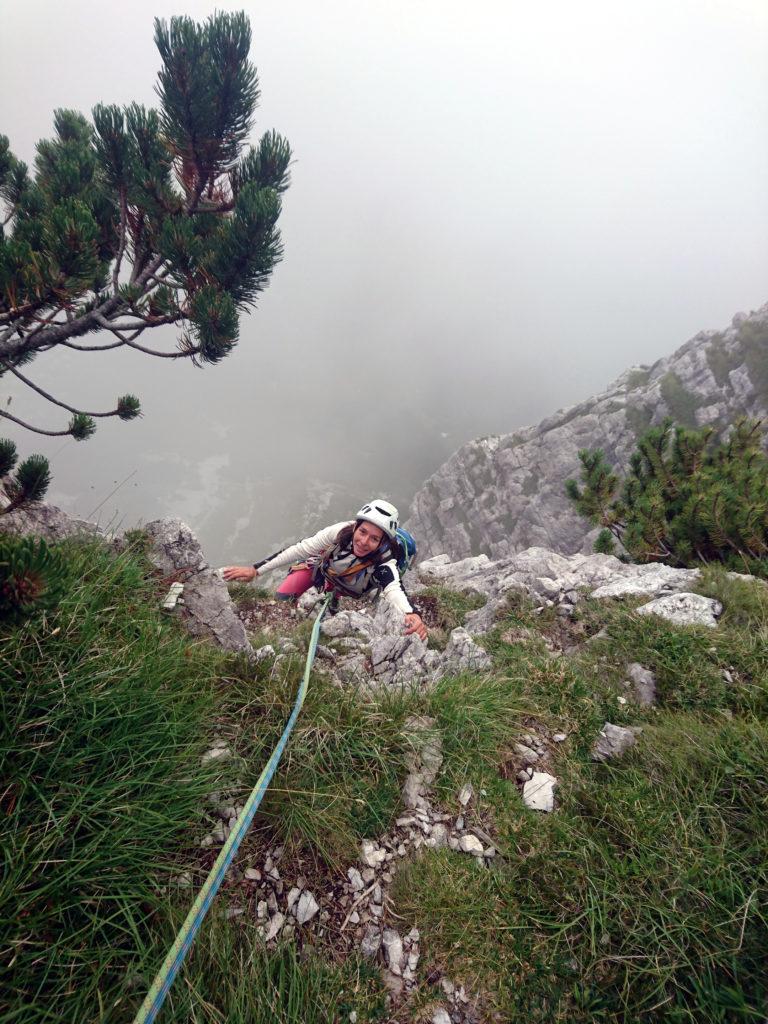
295, 891, 320, 925
522, 772, 557, 812
202, 745, 231, 765
458, 834, 484, 855
347, 867, 364, 891
244, 867, 261, 882
286, 886, 301, 912
458, 782, 473, 806
382, 928, 404, 973
552, 732, 567, 743
264, 912, 284, 941
360, 925, 382, 958
360, 840, 387, 868
432, 1009, 453, 1024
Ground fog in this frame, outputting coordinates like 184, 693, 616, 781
2, 0, 767, 564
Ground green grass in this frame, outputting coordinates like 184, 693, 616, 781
5, 537, 768, 1022
418, 584, 486, 649
226, 581, 272, 609
157, 923, 388, 1023
216, 654, 417, 865
0, 539, 226, 1022
391, 569, 768, 1021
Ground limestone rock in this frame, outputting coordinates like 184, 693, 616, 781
636, 592, 722, 629
592, 722, 642, 762
264, 912, 284, 941
458, 834, 484, 855
360, 840, 386, 869
143, 517, 252, 654
407, 304, 768, 561
382, 928, 404, 973
458, 782, 473, 806
0, 497, 99, 542
359, 925, 382, 958
627, 662, 657, 705
294, 891, 320, 925
522, 772, 557, 812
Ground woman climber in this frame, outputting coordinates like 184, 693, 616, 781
222, 498, 428, 641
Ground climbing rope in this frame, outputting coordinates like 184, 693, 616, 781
132, 592, 333, 1024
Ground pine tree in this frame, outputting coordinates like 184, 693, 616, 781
0, 12, 291, 440
0, 438, 51, 516
565, 418, 768, 572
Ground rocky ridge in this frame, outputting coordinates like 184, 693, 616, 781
407, 304, 768, 561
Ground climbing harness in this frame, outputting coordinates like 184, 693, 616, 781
132, 592, 333, 1024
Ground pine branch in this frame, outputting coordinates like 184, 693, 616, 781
0, 409, 82, 437
0, 359, 138, 419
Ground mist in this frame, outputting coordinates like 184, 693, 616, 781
2, 0, 767, 564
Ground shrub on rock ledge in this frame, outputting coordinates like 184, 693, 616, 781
566, 417, 768, 574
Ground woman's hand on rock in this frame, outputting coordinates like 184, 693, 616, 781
221, 565, 257, 582
404, 613, 428, 642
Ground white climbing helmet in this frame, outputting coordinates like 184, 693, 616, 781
355, 498, 399, 540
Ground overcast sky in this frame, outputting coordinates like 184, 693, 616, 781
2, 0, 767, 562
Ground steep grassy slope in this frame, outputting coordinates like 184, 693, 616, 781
2, 539, 766, 1022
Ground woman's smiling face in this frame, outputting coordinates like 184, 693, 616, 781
352, 520, 385, 557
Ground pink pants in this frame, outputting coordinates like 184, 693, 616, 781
276, 566, 322, 600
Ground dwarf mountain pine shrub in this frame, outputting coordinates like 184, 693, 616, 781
565, 417, 768, 572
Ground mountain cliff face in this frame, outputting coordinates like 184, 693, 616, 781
407, 304, 768, 561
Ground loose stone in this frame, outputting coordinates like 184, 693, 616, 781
295, 891, 320, 925
264, 912, 284, 941
286, 886, 301, 912
382, 928, 404, 973
458, 834, 484, 855
522, 772, 557, 812
360, 925, 382, 958
347, 867, 364, 891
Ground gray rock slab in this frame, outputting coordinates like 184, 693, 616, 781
382, 928, 404, 973
592, 722, 642, 762
143, 517, 252, 654
627, 662, 657, 705
636, 592, 723, 629
1, 497, 99, 542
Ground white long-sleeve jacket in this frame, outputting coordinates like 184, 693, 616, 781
256, 521, 415, 614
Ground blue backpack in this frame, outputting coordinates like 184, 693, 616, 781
394, 527, 417, 577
